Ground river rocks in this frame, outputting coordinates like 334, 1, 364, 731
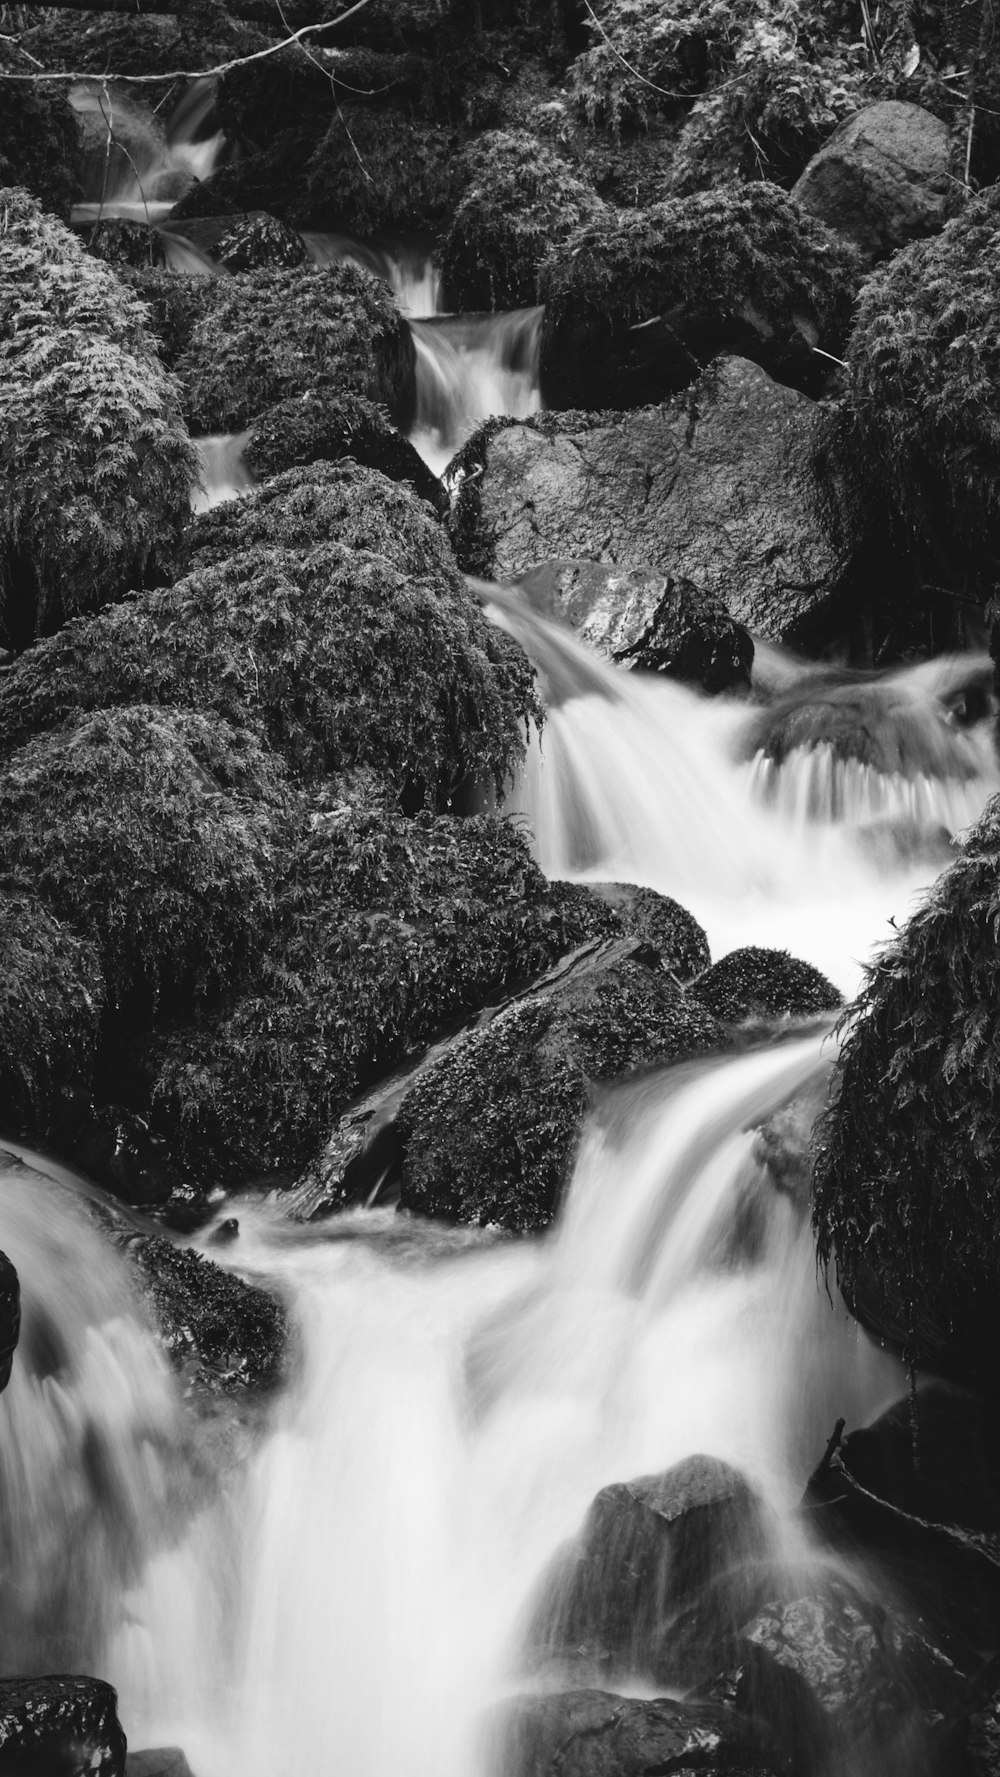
396, 949, 724, 1229
451, 359, 843, 646
792, 102, 952, 265
244, 393, 447, 515
128, 1752, 198, 1777
488, 1689, 768, 1777
583, 885, 711, 980
538, 183, 858, 410
0, 189, 195, 649
168, 211, 306, 270
529, 1456, 769, 1690
0, 1676, 126, 1776
690, 949, 842, 1025
126, 1233, 286, 1393
516, 562, 753, 694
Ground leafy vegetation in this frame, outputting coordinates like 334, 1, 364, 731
305, 112, 460, 232
0, 890, 104, 1129
149, 810, 613, 1177
820, 188, 1000, 607
0, 86, 82, 218
439, 130, 605, 309
691, 947, 841, 1021
175, 261, 415, 432
813, 794, 1000, 1358
567, 0, 758, 136
0, 189, 195, 648
398, 959, 724, 1229
0, 706, 288, 1014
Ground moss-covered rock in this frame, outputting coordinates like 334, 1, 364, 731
821, 187, 1000, 614
0, 189, 195, 648
0, 706, 287, 1013
691, 947, 841, 1023
0, 891, 104, 1131
149, 809, 609, 1179
439, 130, 604, 310
0, 85, 82, 220
539, 182, 859, 408
812, 795, 1000, 1375
305, 111, 461, 233
566, 0, 753, 135
584, 883, 711, 979
397, 956, 724, 1229
175, 261, 415, 433
126, 1234, 287, 1394
168, 211, 307, 272
243, 393, 446, 514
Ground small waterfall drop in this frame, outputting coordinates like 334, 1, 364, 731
71, 78, 225, 226
410, 310, 544, 476
192, 432, 255, 513
302, 231, 443, 319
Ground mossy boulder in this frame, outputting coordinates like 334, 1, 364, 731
821, 187, 1000, 618
0, 891, 104, 1132
126, 1234, 287, 1393
167, 212, 307, 272
0, 706, 287, 1014
584, 883, 711, 979
175, 261, 415, 433
305, 111, 460, 233
691, 947, 841, 1023
813, 795, 1000, 1378
243, 393, 446, 514
397, 955, 724, 1229
0, 85, 82, 219
439, 130, 604, 310
0, 534, 537, 808
149, 809, 608, 1180
539, 182, 859, 408
0, 189, 195, 648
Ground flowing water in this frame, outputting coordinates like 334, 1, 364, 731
71, 78, 225, 227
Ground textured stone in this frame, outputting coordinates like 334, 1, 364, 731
793, 102, 951, 264
0, 1676, 126, 1776
488, 1689, 765, 1777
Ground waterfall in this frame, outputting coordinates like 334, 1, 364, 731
192, 433, 255, 513
70, 78, 225, 227
409, 311, 544, 477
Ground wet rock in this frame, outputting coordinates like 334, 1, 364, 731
488, 1688, 768, 1777
397, 952, 724, 1230
451, 359, 843, 646
126, 1234, 286, 1394
839, 1385, 1000, 1537
0, 1676, 126, 1776
690, 949, 842, 1025
528, 1456, 769, 1690
516, 561, 753, 695
793, 102, 952, 266
167, 211, 306, 271
244, 392, 447, 515
127, 1751, 197, 1777
0, 1250, 19, 1391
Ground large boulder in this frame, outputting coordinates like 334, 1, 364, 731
516, 561, 753, 694
0, 1677, 126, 1776
690, 949, 842, 1025
451, 359, 843, 645
528, 1456, 769, 1690
793, 102, 952, 266
488, 1689, 768, 1777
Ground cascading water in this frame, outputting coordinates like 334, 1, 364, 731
192, 433, 255, 513
409, 310, 544, 477
70, 78, 225, 226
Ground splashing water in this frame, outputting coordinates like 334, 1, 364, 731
409, 311, 544, 476
71, 79, 225, 227
302, 231, 444, 319
192, 433, 255, 513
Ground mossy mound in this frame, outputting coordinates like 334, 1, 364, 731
566, 0, 755, 136
439, 130, 605, 310
0, 537, 537, 807
175, 261, 415, 433
0, 189, 195, 649
397, 957, 724, 1229
585, 884, 711, 979
127, 1235, 287, 1393
0, 706, 287, 1013
0, 85, 82, 220
822, 187, 1000, 612
0, 891, 104, 1131
243, 393, 446, 514
539, 182, 858, 406
305, 111, 460, 233
149, 809, 608, 1178
115, 266, 209, 368
813, 795, 1000, 1373
691, 947, 841, 1023
84, 219, 166, 271
169, 211, 307, 272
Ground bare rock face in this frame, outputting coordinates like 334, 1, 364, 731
451, 358, 842, 646
487, 1689, 770, 1777
0, 1676, 126, 1776
792, 102, 952, 265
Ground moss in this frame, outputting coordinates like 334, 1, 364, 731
243, 393, 446, 515
691, 947, 841, 1023
0, 85, 82, 219
821, 187, 1000, 606
0, 706, 287, 1014
0, 890, 104, 1131
175, 261, 415, 433
438, 130, 604, 309
584, 883, 711, 979
174, 212, 307, 272
127, 1235, 287, 1393
812, 794, 1000, 1358
115, 266, 209, 368
0, 189, 196, 649
567, 0, 753, 135
397, 958, 724, 1229
540, 181, 858, 347
149, 808, 606, 1177
304, 111, 461, 232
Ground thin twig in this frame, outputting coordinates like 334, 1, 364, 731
580, 0, 743, 103
96, 79, 156, 238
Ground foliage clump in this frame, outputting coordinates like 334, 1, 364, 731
690, 947, 841, 1022
150, 809, 609, 1177
0, 86, 82, 219
0, 890, 104, 1128
439, 131, 605, 309
175, 261, 415, 432
243, 393, 445, 513
128, 1235, 287, 1393
567, 0, 756, 135
813, 795, 1000, 1360
821, 187, 1000, 606
305, 111, 460, 232
0, 189, 195, 648
0, 706, 287, 1013
397, 959, 724, 1229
